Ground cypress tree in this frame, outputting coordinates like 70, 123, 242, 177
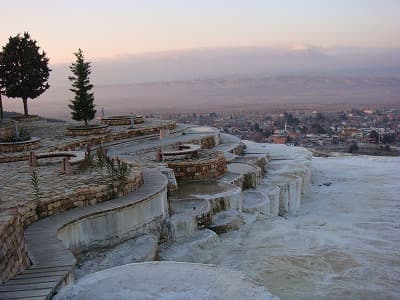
0, 32, 50, 116
68, 49, 96, 126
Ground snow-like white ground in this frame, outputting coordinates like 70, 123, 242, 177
175, 155, 400, 300
64, 155, 399, 300
55, 262, 277, 300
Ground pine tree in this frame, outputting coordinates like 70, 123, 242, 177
0, 32, 50, 116
68, 49, 96, 126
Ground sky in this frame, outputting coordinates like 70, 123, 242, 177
1, 0, 400, 63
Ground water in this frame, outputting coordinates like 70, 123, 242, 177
171, 156, 400, 300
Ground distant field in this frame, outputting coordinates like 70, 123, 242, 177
3, 76, 400, 118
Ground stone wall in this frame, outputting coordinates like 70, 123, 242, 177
57, 122, 176, 151
167, 153, 227, 181
101, 115, 144, 126
0, 216, 30, 284
0, 124, 15, 141
21, 168, 144, 227
0, 167, 143, 283
65, 126, 109, 137
196, 135, 216, 149
0, 121, 176, 163
172, 135, 217, 150
11, 115, 40, 122
0, 138, 41, 153
230, 142, 246, 155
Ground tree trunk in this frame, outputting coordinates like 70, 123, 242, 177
0, 94, 3, 122
22, 98, 28, 116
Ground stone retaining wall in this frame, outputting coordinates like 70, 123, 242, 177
231, 142, 246, 155
197, 135, 217, 149
174, 135, 216, 150
11, 115, 40, 122
0, 216, 30, 284
0, 121, 176, 163
21, 168, 144, 227
65, 126, 109, 137
0, 124, 15, 141
0, 138, 41, 153
55, 122, 176, 151
101, 116, 144, 126
167, 153, 227, 181
0, 167, 143, 283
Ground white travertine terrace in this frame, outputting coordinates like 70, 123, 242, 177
1, 124, 313, 300
54, 262, 278, 300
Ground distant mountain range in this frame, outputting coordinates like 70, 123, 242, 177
3, 46, 400, 118
49, 45, 400, 85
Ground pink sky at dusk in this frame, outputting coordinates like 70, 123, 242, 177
1, 0, 399, 63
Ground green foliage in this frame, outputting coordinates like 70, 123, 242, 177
311, 123, 326, 134
382, 133, 395, 145
30, 169, 41, 216
68, 49, 96, 125
348, 142, 359, 153
80, 146, 95, 170
0, 32, 50, 116
96, 146, 106, 170
263, 128, 272, 138
283, 112, 299, 126
115, 158, 129, 182
95, 147, 130, 197
30, 169, 40, 201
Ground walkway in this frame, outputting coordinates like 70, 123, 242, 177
0, 169, 167, 300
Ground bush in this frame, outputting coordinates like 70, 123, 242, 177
95, 147, 130, 197
348, 142, 359, 153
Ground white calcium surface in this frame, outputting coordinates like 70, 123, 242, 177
55, 261, 278, 300
60, 151, 399, 300
174, 155, 400, 299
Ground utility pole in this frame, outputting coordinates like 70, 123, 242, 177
378, 130, 381, 145
160, 129, 164, 162
0, 94, 3, 122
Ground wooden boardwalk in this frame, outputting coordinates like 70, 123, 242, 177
0, 168, 167, 300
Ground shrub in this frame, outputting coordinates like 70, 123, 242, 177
348, 142, 359, 153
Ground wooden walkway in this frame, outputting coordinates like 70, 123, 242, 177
0, 168, 167, 300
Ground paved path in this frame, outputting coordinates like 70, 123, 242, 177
108, 129, 242, 161
0, 169, 167, 300
90, 123, 191, 152
109, 131, 216, 156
